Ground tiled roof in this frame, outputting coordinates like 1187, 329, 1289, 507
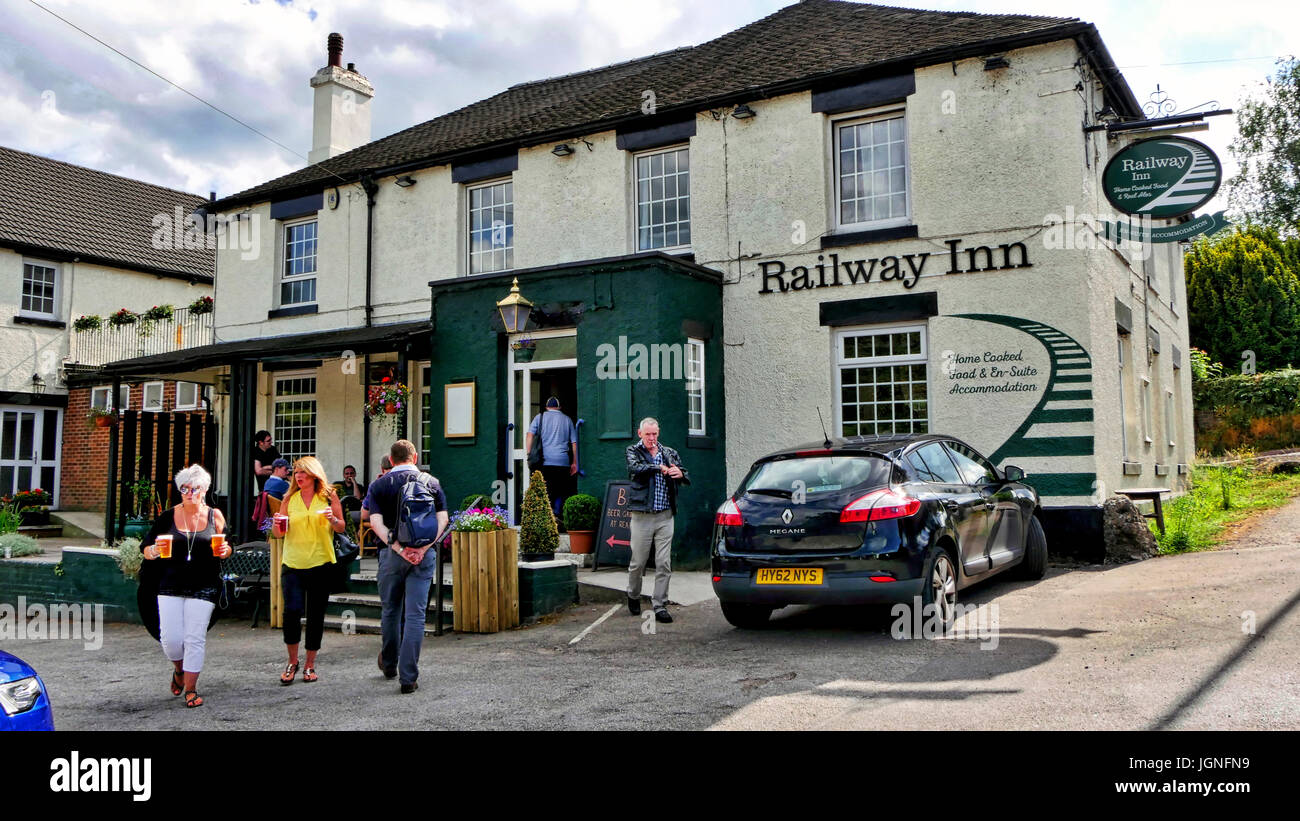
219, 0, 1093, 208
0, 145, 214, 280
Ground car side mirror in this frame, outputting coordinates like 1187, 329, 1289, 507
1002, 465, 1025, 482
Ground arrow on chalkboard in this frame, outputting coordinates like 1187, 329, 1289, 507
606, 536, 630, 548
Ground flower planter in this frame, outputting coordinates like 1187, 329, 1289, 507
94, 415, 116, 429
566, 530, 594, 554
513, 346, 536, 362
19, 509, 50, 527
123, 517, 151, 541
451, 529, 519, 633
384, 402, 398, 414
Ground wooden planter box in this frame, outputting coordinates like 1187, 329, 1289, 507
452, 529, 519, 633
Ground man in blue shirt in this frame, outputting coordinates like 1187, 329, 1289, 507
525, 397, 579, 521
263, 458, 291, 500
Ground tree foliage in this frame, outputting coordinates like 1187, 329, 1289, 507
1185, 225, 1300, 372
519, 470, 557, 554
1228, 57, 1300, 233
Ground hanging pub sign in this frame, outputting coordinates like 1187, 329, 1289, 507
1101, 211, 1231, 244
1102, 136, 1221, 218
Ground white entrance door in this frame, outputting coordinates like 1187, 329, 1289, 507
0, 406, 63, 506
506, 330, 576, 525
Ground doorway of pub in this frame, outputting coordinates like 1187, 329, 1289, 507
507, 328, 577, 524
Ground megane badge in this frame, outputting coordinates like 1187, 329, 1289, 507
781, 508, 793, 525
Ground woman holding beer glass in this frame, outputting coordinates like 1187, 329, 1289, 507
272, 456, 345, 685
141, 464, 231, 708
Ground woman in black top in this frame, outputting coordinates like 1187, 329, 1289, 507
140, 465, 231, 707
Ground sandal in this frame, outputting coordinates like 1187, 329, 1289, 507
301, 667, 318, 683
170, 671, 184, 697
184, 691, 204, 708
280, 662, 299, 685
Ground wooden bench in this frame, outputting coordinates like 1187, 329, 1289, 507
1117, 488, 1171, 535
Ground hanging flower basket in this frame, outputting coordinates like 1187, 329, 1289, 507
365, 378, 410, 435
142, 304, 175, 322
108, 308, 138, 328
187, 295, 214, 315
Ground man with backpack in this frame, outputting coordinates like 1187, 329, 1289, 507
363, 440, 449, 694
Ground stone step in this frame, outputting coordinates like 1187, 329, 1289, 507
19, 525, 63, 539
328, 591, 452, 613
316, 615, 445, 635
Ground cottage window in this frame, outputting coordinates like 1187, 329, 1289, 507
686, 338, 705, 435
142, 382, 165, 412
1140, 375, 1153, 445
274, 375, 317, 462
834, 111, 909, 230
635, 146, 690, 251
1164, 387, 1176, 449
835, 325, 928, 436
174, 382, 200, 411
468, 179, 514, 275
280, 219, 318, 307
91, 385, 129, 412
21, 261, 59, 319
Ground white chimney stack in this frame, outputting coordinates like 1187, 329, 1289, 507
308, 33, 374, 165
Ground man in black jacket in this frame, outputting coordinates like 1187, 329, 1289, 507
624, 417, 689, 623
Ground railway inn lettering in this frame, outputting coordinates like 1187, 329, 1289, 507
758, 238, 1032, 294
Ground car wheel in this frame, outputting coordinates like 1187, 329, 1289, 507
922, 546, 957, 635
721, 602, 773, 629
1015, 515, 1048, 580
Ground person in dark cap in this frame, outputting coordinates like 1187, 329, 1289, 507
264, 458, 291, 501
525, 396, 578, 521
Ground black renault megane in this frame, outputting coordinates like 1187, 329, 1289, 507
711, 434, 1047, 629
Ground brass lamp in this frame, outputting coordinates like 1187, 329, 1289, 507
495, 277, 533, 333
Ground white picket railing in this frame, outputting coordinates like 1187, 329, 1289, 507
69, 308, 215, 367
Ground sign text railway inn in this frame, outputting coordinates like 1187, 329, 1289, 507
95, 1, 1222, 562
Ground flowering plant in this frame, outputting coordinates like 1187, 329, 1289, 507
108, 308, 138, 327
448, 506, 510, 533
365, 378, 410, 435
509, 337, 536, 351
74, 314, 102, 332
187, 295, 214, 315
142, 304, 174, 322
12, 489, 52, 510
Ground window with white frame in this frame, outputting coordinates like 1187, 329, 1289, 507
1117, 337, 1132, 460
635, 146, 690, 251
686, 338, 705, 435
834, 111, 909, 230
468, 180, 513, 274
174, 382, 200, 411
280, 219, 318, 306
273, 375, 317, 462
836, 325, 928, 436
1165, 387, 1176, 449
21, 261, 59, 319
419, 365, 432, 466
142, 382, 164, 412
91, 385, 129, 412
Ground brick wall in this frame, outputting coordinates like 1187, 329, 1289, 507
59, 381, 208, 513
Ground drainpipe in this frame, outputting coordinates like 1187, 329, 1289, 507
360, 175, 379, 328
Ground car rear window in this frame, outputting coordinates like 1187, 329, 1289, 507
741, 455, 891, 497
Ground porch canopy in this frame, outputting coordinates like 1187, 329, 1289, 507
95, 319, 432, 541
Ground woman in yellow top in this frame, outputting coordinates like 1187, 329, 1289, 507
271, 456, 345, 684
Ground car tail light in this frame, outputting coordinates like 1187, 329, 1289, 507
715, 498, 744, 527
840, 488, 921, 523
869, 576, 896, 583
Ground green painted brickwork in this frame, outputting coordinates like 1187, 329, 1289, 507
428, 257, 726, 569
518, 562, 577, 620
0, 551, 140, 623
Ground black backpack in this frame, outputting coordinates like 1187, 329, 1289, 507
393, 472, 445, 549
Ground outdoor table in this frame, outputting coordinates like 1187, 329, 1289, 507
1117, 488, 1171, 535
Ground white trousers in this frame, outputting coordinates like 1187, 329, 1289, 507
157, 595, 215, 674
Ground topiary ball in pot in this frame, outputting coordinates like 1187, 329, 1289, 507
562, 493, 601, 554
519, 470, 558, 559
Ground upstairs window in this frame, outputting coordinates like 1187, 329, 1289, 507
834, 111, 909, 230
281, 219, 317, 307
468, 179, 514, 274
835, 325, 928, 437
635, 146, 690, 251
21, 261, 59, 319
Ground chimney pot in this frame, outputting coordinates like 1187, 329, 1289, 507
347, 62, 356, 72
327, 32, 343, 68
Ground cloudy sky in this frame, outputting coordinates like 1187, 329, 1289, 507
2, 0, 1295, 211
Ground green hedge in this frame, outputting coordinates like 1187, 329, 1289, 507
1194, 369, 1300, 419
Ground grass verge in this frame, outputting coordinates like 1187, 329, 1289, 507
1156, 461, 1300, 553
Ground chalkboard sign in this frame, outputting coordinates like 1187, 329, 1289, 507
593, 480, 643, 570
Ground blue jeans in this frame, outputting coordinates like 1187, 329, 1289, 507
377, 547, 436, 685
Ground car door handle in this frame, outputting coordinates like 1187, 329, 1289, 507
983, 502, 996, 510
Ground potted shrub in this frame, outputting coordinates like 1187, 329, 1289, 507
519, 470, 558, 560
562, 493, 601, 554
87, 407, 118, 429
459, 492, 496, 513
447, 503, 519, 632
124, 476, 159, 540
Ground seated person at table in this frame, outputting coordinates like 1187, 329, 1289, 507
335, 464, 367, 523
264, 459, 291, 500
